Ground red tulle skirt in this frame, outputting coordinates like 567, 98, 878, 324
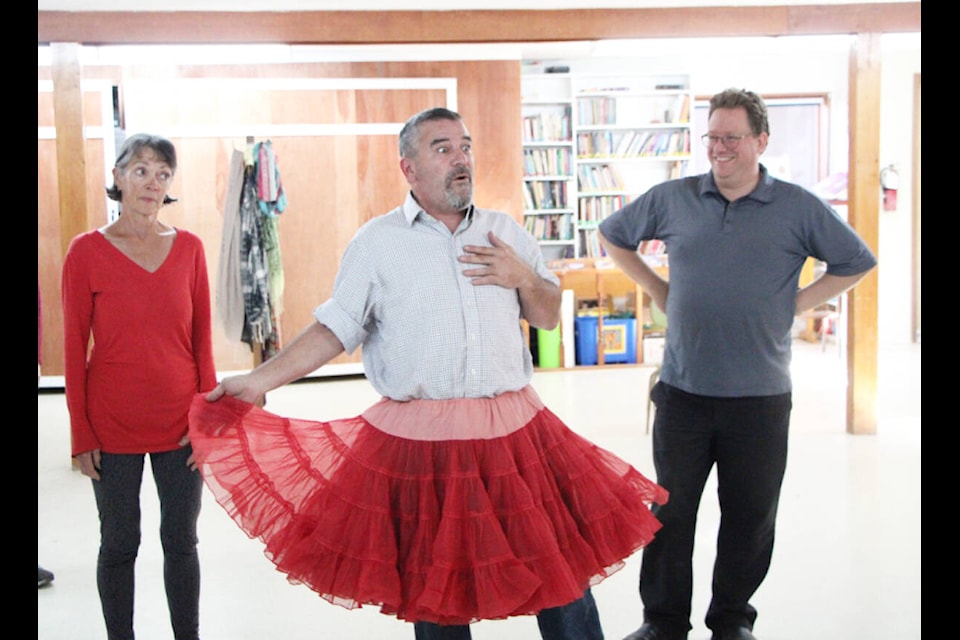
187, 386, 667, 625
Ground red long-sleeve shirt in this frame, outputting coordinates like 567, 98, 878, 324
62, 229, 217, 457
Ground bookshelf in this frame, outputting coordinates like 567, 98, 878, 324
522, 67, 692, 259
522, 71, 577, 259
573, 72, 692, 258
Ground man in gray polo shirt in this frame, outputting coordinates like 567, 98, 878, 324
598, 88, 876, 640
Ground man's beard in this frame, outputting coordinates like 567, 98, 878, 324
444, 170, 473, 210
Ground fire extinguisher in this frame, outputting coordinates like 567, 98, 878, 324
880, 164, 899, 212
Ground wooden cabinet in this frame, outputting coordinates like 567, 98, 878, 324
541, 258, 668, 368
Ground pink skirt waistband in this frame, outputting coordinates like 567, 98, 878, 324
361, 386, 544, 441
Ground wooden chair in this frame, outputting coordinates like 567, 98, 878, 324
646, 364, 661, 435
798, 296, 842, 355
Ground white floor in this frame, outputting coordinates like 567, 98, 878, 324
38, 339, 921, 640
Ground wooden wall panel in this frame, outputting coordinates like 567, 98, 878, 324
38, 140, 62, 376
38, 92, 55, 128
39, 59, 522, 379
351, 60, 523, 217
84, 142, 110, 216
445, 61, 523, 217
120, 82, 452, 371
38, 98, 111, 378
83, 92, 105, 127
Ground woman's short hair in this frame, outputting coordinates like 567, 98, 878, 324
106, 133, 179, 204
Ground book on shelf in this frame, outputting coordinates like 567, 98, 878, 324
577, 96, 617, 126
524, 180, 569, 210
523, 147, 572, 176
579, 228, 607, 258
523, 111, 571, 142
525, 213, 573, 241
667, 131, 680, 155
578, 195, 629, 224
615, 131, 651, 157
522, 182, 535, 210
578, 130, 689, 160
674, 94, 691, 124
577, 91, 691, 128
669, 159, 686, 180
577, 164, 626, 192
601, 165, 619, 189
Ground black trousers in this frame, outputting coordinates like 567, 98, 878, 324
640, 382, 791, 636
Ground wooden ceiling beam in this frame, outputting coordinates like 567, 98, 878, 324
38, 3, 921, 46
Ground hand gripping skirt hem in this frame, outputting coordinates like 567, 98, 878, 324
187, 388, 668, 626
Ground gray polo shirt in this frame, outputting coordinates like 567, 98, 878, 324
599, 166, 876, 397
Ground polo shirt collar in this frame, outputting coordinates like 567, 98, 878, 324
700, 164, 775, 204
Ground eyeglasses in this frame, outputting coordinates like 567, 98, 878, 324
700, 134, 754, 149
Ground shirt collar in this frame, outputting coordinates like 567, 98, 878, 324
401, 191, 475, 226
700, 164, 775, 204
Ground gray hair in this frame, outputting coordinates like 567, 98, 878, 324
398, 107, 463, 159
106, 133, 178, 204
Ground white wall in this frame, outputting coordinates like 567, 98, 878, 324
878, 40, 921, 346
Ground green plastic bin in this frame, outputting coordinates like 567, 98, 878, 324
537, 326, 562, 369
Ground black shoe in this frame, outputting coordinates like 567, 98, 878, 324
38, 566, 54, 588
711, 627, 756, 640
623, 623, 687, 640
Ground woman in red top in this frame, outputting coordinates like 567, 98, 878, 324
62, 133, 216, 640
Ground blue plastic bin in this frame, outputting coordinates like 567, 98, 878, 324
575, 315, 637, 365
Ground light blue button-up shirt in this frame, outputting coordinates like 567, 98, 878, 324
315, 192, 559, 401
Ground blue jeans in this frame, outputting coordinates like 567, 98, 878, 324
92, 447, 203, 640
413, 589, 603, 639
640, 383, 791, 636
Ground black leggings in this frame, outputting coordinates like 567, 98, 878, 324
92, 447, 203, 640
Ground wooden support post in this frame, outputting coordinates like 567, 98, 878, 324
51, 42, 90, 258
52, 42, 90, 468
846, 33, 881, 435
